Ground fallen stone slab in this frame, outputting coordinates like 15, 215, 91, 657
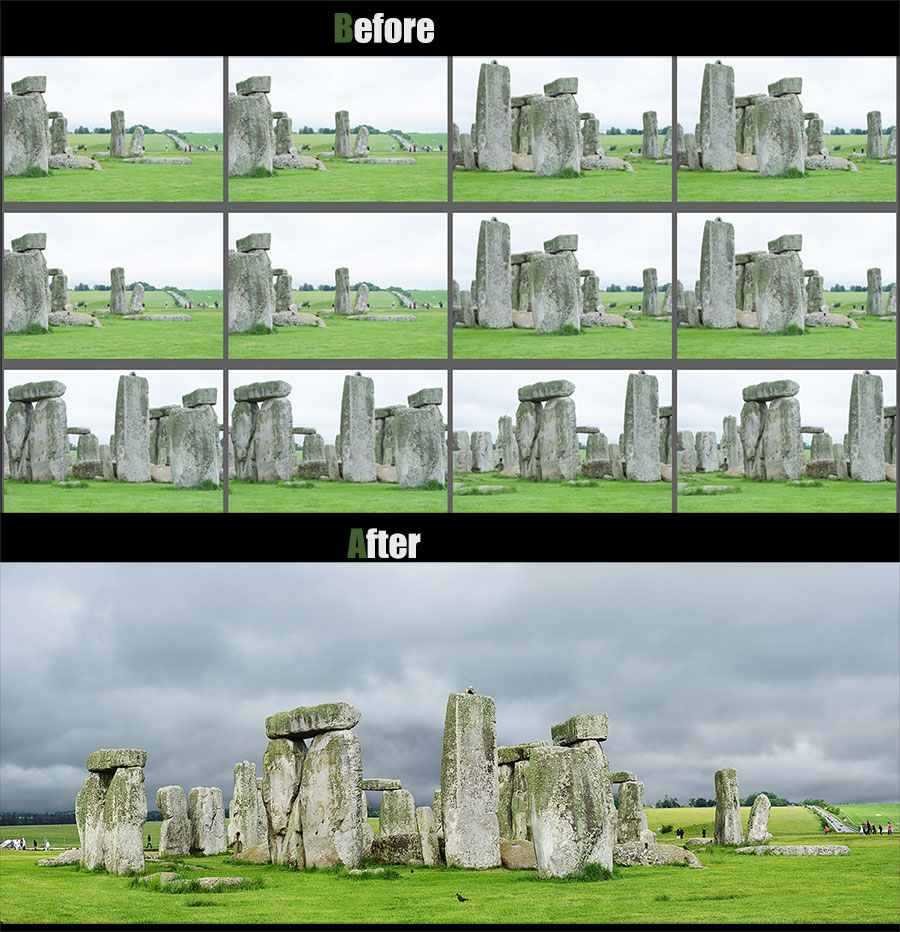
346, 157, 416, 164
266, 702, 361, 739
150, 465, 173, 483
805, 311, 859, 329
375, 465, 399, 483
580, 155, 636, 172
580, 312, 635, 329
86, 749, 147, 772
37, 848, 82, 866
511, 310, 534, 328
48, 154, 104, 171
679, 485, 738, 495
122, 314, 193, 322
273, 154, 329, 171
122, 157, 192, 164
614, 843, 705, 868
234, 844, 270, 863
684, 837, 714, 845
455, 485, 513, 495
48, 311, 104, 327
345, 314, 417, 322
273, 311, 327, 327
512, 154, 534, 171
734, 845, 850, 856
805, 156, 861, 172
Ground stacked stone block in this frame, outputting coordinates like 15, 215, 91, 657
4, 232, 50, 333
394, 388, 444, 488
228, 76, 274, 176
229, 233, 275, 333
231, 381, 294, 482
4, 76, 49, 176
515, 380, 578, 481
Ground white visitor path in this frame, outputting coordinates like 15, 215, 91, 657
166, 290, 191, 308
390, 133, 414, 151
391, 290, 414, 308
166, 133, 191, 151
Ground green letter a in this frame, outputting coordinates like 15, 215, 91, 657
347, 527, 366, 558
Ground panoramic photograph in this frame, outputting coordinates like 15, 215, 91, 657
0, 561, 896, 924
452, 56, 672, 202
677, 368, 897, 512
452, 369, 672, 512
3, 56, 224, 202
226, 369, 447, 514
227, 57, 447, 202
3, 214, 223, 359
228, 214, 447, 359
2, 369, 224, 513
676, 56, 896, 202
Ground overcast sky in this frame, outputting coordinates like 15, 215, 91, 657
454, 57, 671, 133
678, 369, 897, 441
1, 563, 896, 813
230, 370, 446, 443
4, 214, 222, 291
678, 57, 896, 131
231, 214, 445, 290
454, 214, 671, 289
678, 214, 896, 289
229, 58, 445, 133
4, 57, 222, 132
4, 370, 223, 445
453, 370, 671, 440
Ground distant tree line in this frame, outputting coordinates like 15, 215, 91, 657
297, 282, 386, 292
655, 791, 794, 808
830, 126, 895, 135
830, 283, 895, 293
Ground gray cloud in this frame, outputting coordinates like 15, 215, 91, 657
1, 563, 896, 813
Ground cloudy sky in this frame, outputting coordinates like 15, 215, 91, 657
231, 214, 446, 290
1, 563, 896, 813
454, 57, 671, 133
453, 214, 671, 290
453, 370, 671, 440
230, 370, 446, 443
678, 57, 896, 131
4, 57, 222, 132
4, 214, 222, 291
229, 58, 445, 133
678, 369, 897, 441
3, 370, 223, 445
678, 214, 896, 289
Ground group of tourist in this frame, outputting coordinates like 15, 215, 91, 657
4, 837, 50, 850
858, 820, 891, 835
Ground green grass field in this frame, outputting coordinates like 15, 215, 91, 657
230, 291, 447, 359
1, 805, 896, 924
227, 479, 446, 513
677, 471, 896, 513
229, 134, 447, 202
181, 133, 224, 149
454, 295, 670, 359
836, 803, 900, 829
4, 134, 223, 203
453, 471, 671, 512
2, 479, 223, 513
4, 290, 223, 359
678, 136, 895, 202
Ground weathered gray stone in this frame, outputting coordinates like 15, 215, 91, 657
471, 430, 494, 473
86, 749, 146, 772
695, 431, 718, 472
768, 77, 802, 97
4, 242, 51, 333
614, 843, 703, 868
761, 397, 804, 480
254, 397, 294, 482
261, 738, 305, 866
48, 270, 69, 316
416, 806, 442, 867
26, 397, 68, 481
227, 762, 267, 852
300, 729, 363, 868
127, 125, 144, 158
586, 431, 608, 462
642, 111, 659, 158
677, 430, 696, 473
37, 848, 83, 867
76, 772, 106, 869
394, 404, 444, 488
302, 433, 325, 464
189, 787, 227, 855
866, 268, 885, 316
833, 442, 849, 480
610, 771, 636, 784
530, 251, 580, 333
755, 95, 804, 177
453, 430, 472, 472
515, 402, 541, 479
234, 381, 290, 403
714, 768, 742, 845
810, 431, 833, 462
475, 220, 512, 328
441, 691, 501, 869
76, 432, 100, 463
361, 779, 401, 791
552, 714, 608, 746
266, 702, 360, 740
108, 110, 127, 158
537, 397, 578, 480
742, 380, 799, 403
228, 85, 273, 175
474, 63, 512, 172
334, 110, 351, 158
370, 833, 423, 865
530, 95, 579, 176
735, 845, 850, 856
642, 268, 659, 316
699, 63, 736, 171
511, 760, 531, 840
331, 266, 352, 316
848, 372, 884, 482
99, 443, 115, 480
274, 270, 293, 315
659, 416, 673, 466
662, 123, 681, 158
624, 373, 659, 482
518, 380, 575, 403
609, 442, 625, 479
754, 252, 804, 334
498, 763, 514, 840
230, 401, 257, 479
102, 766, 147, 874
167, 403, 218, 488
720, 416, 742, 471
866, 111, 884, 158
699, 219, 736, 328
380, 789, 417, 836
352, 125, 369, 158
807, 118, 825, 156
582, 117, 600, 157
616, 781, 649, 843
408, 387, 443, 408
744, 793, 771, 845
493, 414, 518, 473
157, 785, 190, 858
351, 282, 370, 316
340, 374, 376, 482
4, 81, 49, 175
581, 273, 600, 314
228, 245, 274, 333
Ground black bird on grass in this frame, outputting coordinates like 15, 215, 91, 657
456, 893, 469, 902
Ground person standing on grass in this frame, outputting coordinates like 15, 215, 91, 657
859, 823, 864, 834
232, 831, 243, 856
888, 823, 892, 835
44, 838, 50, 851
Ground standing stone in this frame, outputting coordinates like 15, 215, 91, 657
255, 397, 294, 482
720, 416, 742, 471
474, 62, 512, 172
848, 372, 884, 482
76, 432, 100, 463
103, 766, 147, 874
127, 125, 144, 158
642, 111, 659, 158
114, 375, 150, 482
229, 234, 274, 333
189, 787, 227, 855
624, 373, 659, 482
49, 113, 68, 155
754, 253, 804, 333
616, 780, 649, 843
300, 730, 363, 869
659, 416, 672, 466
695, 431, 718, 472
761, 397, 804, 480
582, 273, 600, 314
453, 430, 472, 472
511, 760, 531, 840
810, 430, 833, 462
441, 690, 501, 869
714, 768, 742, 846
334, 267, 352, 316
530, 95, 579, 176
642, 268, 659, 316
334, 110, 351, 158
755, 96, 804, 176
416, 807, 441, 867
471, 431, 493, 472
394, 404, 444, 488
49, 270, 68, 314
325, 444, 340, 480
475, 220, 512, 329
109, 110, 126, 158
807, 272, 825, 313
352, 125, 369, 157
157, 785, 190, 858
3, 77, 49, 175
109, 267, 127, 316
699, 63, 736, 171
676, 430, 696, 472
740, 401, 766, 478
586, 431, 608, 462
25, 397, 67, 481
352, 282, 370, 316
99, 443, 115, 480
228, 77, 274, 176
866, 111, 884, 158
231, 401, 257, 479
496, 415, 518, 472
833, 442, 849, 480
275, 271, 293, 315
127, 282, 145, 316
340, 374, 376, 482
4, 235, 50, 333
498, 764, 514, 839
274, 114, 293, 155
866, 268, 885, 316
262, 738, 305, 866
515, 401, 542, 479
807, 118, 825, 156
228, 762, 267, 850
530, 250, 579, 334
745, 793, 772, 845
302, 432, 325, 464
380, 789, 417, 836
537, 397, 578, 480
582, 117, 600, 156
699, 219, 736, 328
76, 772, 106, 868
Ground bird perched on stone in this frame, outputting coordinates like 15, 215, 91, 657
456, 893, 469, 902
491, 217, 498, 222
491, 60, 498, 65
715, 217, 722, 221
355, 371, 362, 376
639, 369, 646, 375
864, 369, 871, 374
129, 371, 137, 376
715, 59, 722, 65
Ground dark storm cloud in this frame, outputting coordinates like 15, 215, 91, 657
0, 564, 897, 812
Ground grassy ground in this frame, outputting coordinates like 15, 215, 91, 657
4, 134, 223, 203
2, 480, 223, 513
230, 291, 447, 359
227, 479, 446, 513
453, 471, 670, 513
229, 134, 447, 202
4, 290, 223, 359
1, 818, 896, 923
454, 295, 670, 359
836, 803, 900, 829
678, 138, 895, 202
645, 805, 820, 837
677, 471, 896, 513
